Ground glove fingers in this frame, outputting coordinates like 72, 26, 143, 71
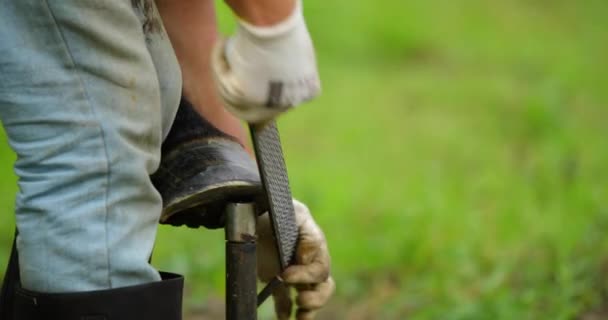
283, 243, 330, 284
272, 283, 293, 320
283, 260, 329, 284
211, 38, 251, 116
295, 276, 335, 310
211, 38, 229, 71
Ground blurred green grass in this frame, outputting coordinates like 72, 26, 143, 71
2, 0, 608, 319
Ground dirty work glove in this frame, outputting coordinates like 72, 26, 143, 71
257, 199, 335, 320
212, 0, 321, 123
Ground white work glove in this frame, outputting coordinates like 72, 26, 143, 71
257, 199, 335, 320
212, 0, 321, 123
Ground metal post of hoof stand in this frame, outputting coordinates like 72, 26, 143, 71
225, 202, 257, 320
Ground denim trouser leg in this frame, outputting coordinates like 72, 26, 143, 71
0, 0, 181, 292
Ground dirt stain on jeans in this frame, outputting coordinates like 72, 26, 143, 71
131, 0, 162, 37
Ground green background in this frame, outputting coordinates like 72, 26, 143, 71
1, 0, 608, 319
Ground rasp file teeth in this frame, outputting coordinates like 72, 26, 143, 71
251, 122, 298, 269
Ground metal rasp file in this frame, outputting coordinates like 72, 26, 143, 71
250, 121, 298, 305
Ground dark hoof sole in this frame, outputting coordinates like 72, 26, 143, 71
160, 181, 262, 229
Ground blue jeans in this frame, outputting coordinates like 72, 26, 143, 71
0, 0, 181, 292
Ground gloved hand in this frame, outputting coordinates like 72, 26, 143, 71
257, 199, 335, 320
211, 0, 321, 124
